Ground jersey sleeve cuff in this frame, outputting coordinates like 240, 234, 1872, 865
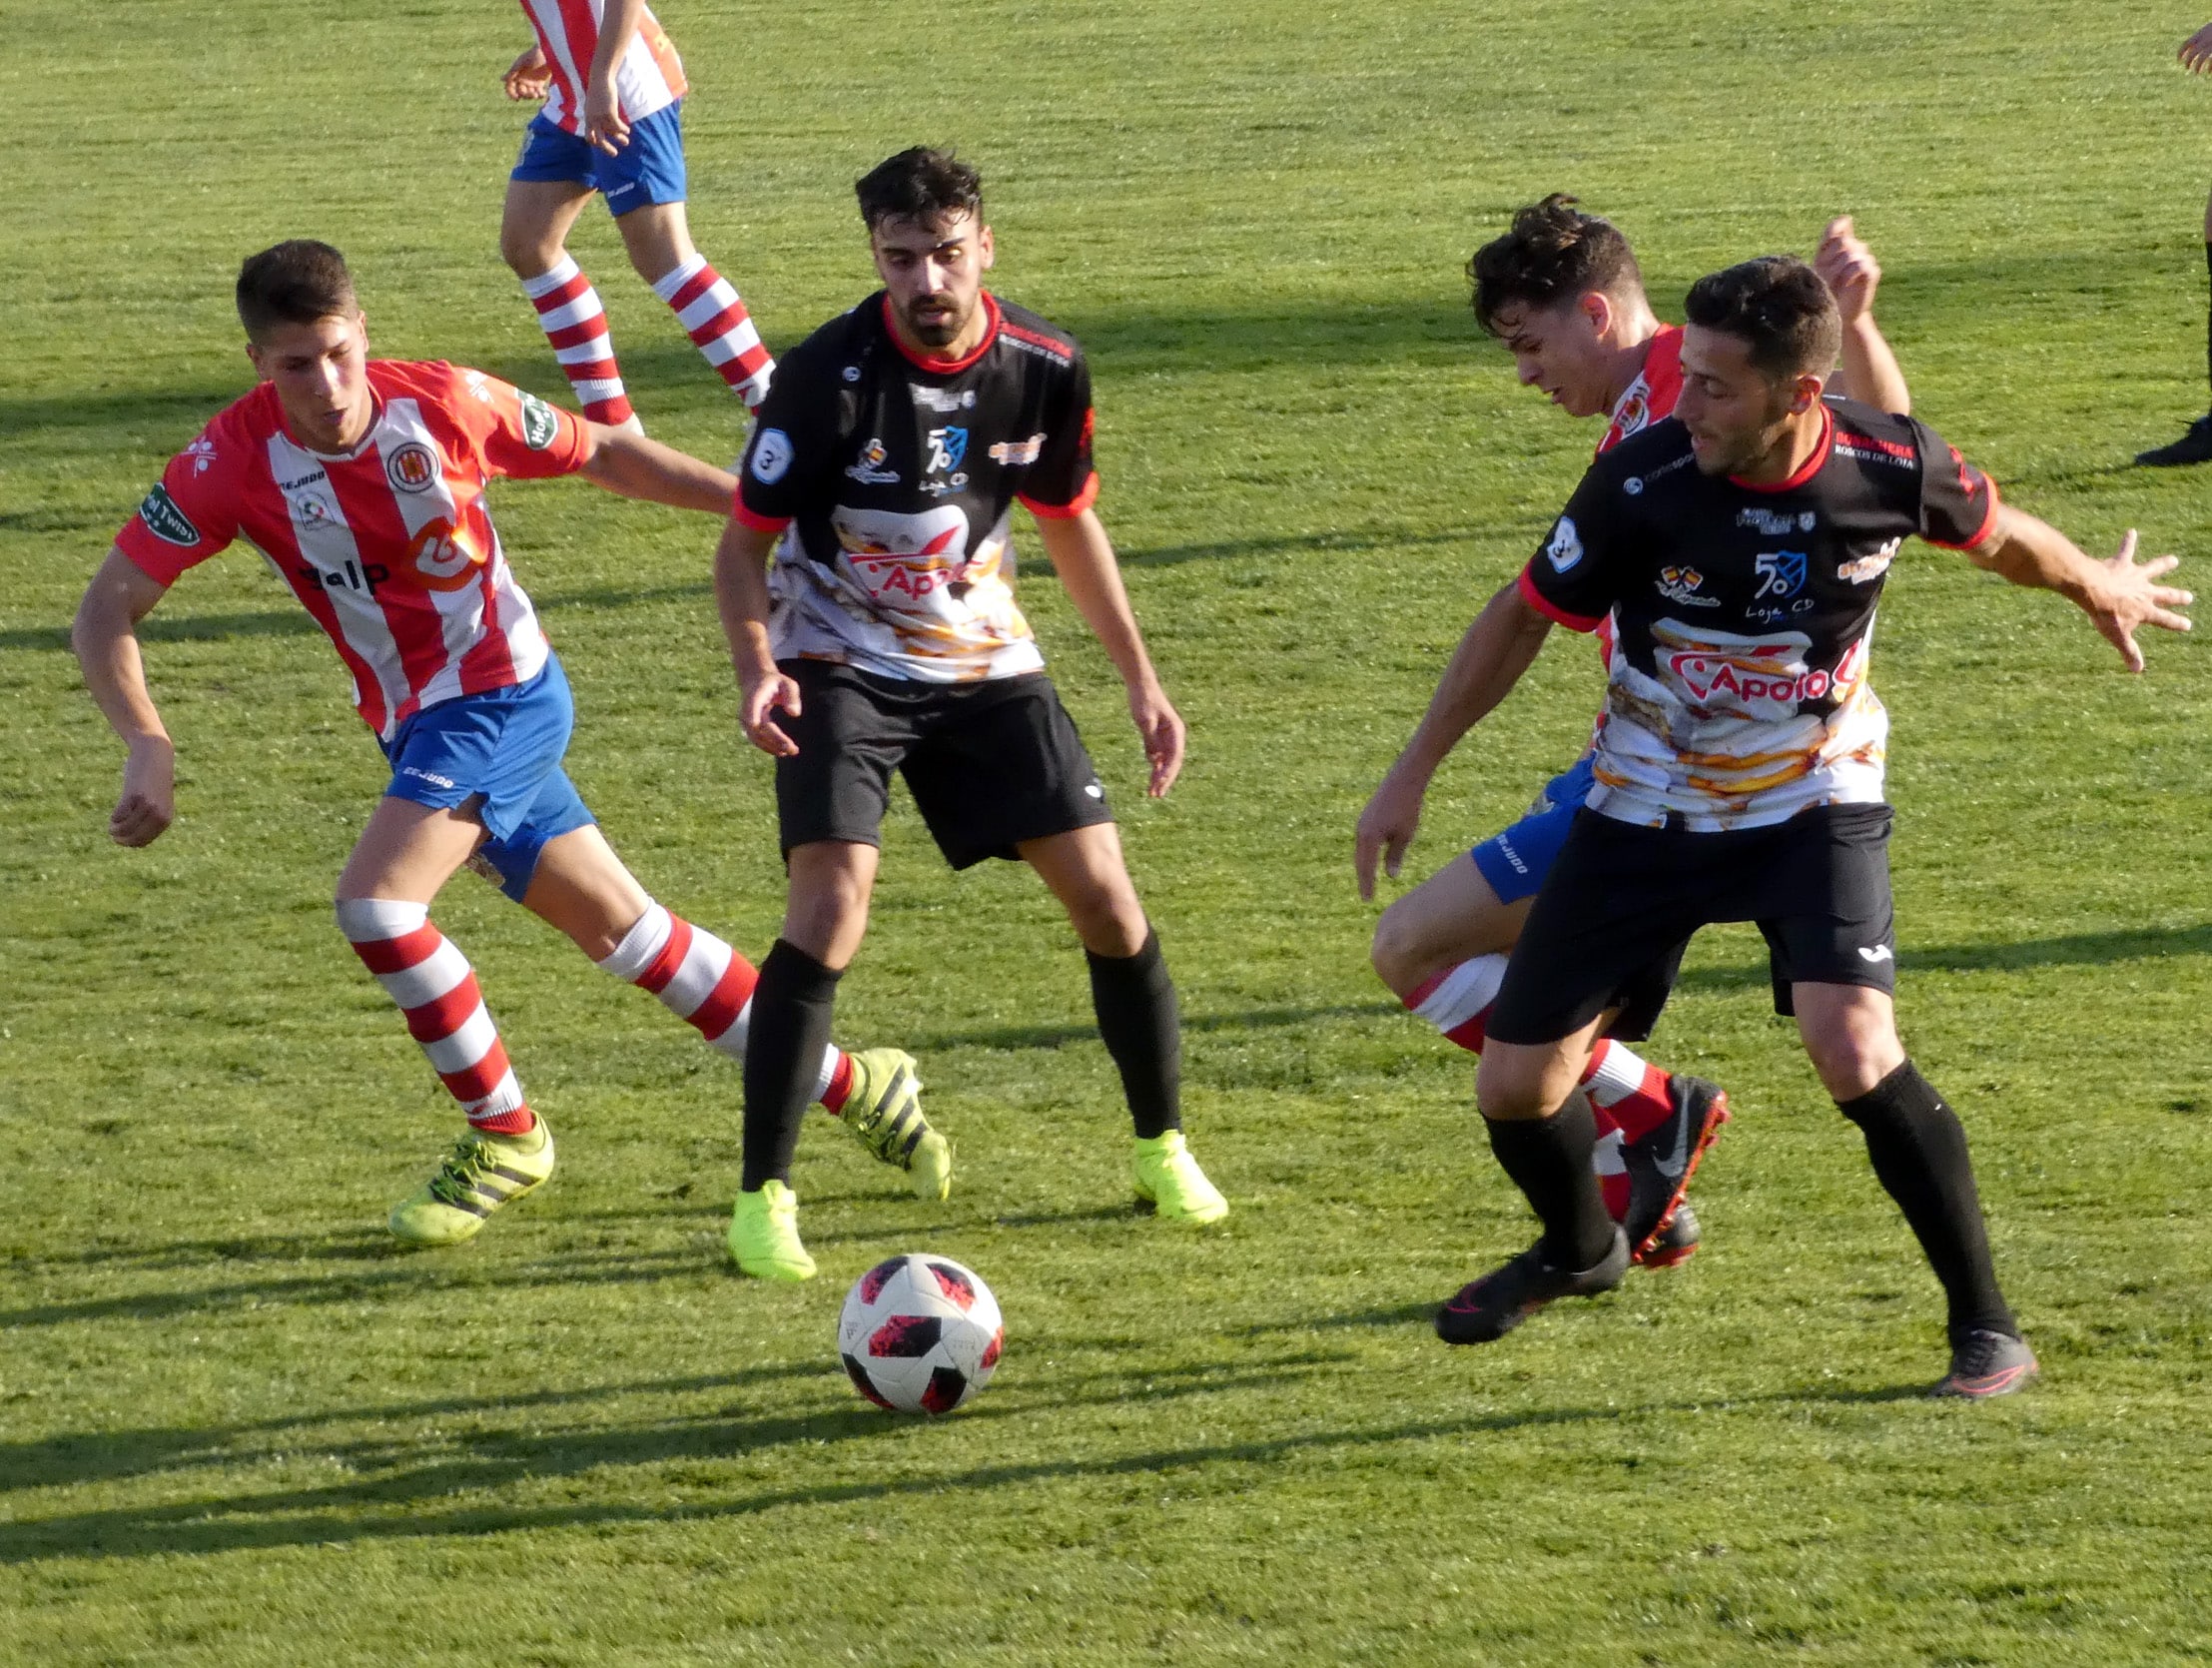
1018, 470, 1100, 519
1922, 477, 2003, 551
114, 527, 195, 586
732, 496, 791, 534
1517, 565, 1604, 632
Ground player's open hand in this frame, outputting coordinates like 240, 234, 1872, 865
1354, 766, 1426, 903
110, 736, 175, 847
2181, 23, 2212, 72
583, 84, 630, 156
2091, 530, 2192, 672
1815, 217, 1880, 325
1129, 682, 1185, 797
739, 671, 804, 758
502, 46, 551, 101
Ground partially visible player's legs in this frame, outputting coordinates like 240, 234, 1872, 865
1795, 982, 2034, 1398
1376, 844, 1724, 1262
614, 199, 776, 411
727, 839, 881, 1280
335, 798, 557, 1247
2136, 184, 2212, 465
1021, 822, 1226, 1225
501, 173, 639, 428
511, 822, 945, 1199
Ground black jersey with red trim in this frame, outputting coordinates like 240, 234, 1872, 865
735, 290, 1099, 683
1519, 396, 1999, 830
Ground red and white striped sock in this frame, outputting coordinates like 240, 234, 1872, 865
595, 903, 852, 1109
520, 256, 635, 426
1403, 953, 1507, 1054
1584, 1040, 1675, 1221
650, 255, 774, 408
338, 899, 533, 1136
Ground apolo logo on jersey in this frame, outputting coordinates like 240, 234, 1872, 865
385, 441, 440, 493
139, 484, 202, 547
517, 391, 559, 450
1754, 550, 1809, 600
926, 426, 969, 474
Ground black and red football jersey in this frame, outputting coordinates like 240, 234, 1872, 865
1519, 397, 2000, 830
735, 291, 1098, 683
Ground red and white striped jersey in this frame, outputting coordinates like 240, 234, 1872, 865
1590, 325, 1689, 673
518, 0, 687, 135
115, 361, 590, 740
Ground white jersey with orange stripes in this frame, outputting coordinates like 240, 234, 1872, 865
519, 0, 688, 135
114, 362, 590, 740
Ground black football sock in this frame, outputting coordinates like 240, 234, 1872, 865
1485, 1092, 1615, 1270
1087, 930, 1180, 1140
1838, 1060, 2016, 1341
739, 939, 842, 1193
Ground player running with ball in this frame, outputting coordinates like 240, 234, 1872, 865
1357, 197, 1910, 1267
713, 149, 1226, 1280
73, 241, 946, 1248
1431, 255, 2187, 1395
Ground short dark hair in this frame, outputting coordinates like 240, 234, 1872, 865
1468, 195, 1644, 337
855, 147, 983, 232
236, 240, 357, 340
1683, 256, 1842, 383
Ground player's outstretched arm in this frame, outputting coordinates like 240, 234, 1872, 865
71, 548, 179, 847
578, 422, 739, 513
503, 44, 551, 101
1817, 216, 1910, 415
1029, 509, 1184, 798
2181, 23, 2212, 72
712, 517, 803, 758
582, 0, 649, 154
1962, 509, 2193, 672
1354, 577, 1552, 900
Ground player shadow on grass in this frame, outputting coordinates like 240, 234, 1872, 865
1676, 921, 2212, 993
910, 1000, 1399, 1055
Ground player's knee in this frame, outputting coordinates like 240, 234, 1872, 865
1474, 1049, 1557, 1123
1064, 884, 1147, 958
499, 226, 561, 278
1369, 898, 1427, 995
1802, 1013, 1901, 1102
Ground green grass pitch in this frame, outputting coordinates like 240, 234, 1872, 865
5, 1, 2212, 1661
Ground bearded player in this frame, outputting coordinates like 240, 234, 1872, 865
73, 241, 946, 1249
1355, 197, 1912, 1267
712, 149, 1226, 1279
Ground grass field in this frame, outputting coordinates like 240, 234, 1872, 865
6, 1, 2212, 1662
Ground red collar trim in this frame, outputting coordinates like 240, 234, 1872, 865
882, 292, 1001, 375
1730, 404, 1833, 493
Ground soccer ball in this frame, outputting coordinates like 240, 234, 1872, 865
837, 1253, 1004, 1414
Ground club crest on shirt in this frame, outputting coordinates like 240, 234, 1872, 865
845, 436, 900, 485
384, 440, 439, 493
1656, 566, 1719, 608
1754, 550, 1810, 600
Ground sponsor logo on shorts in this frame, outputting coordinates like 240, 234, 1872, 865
1839, 537, 1900, 585
139, 483, 201, 546
1544, 515, 1583, 572
517, 390, 560, 450
845, 436, 900, 485
750, 427, 794, 483
989, 432, 1045, 467
385, 440, 439, 493
400, 765, 459, 790
1085, 782, 1104, 799
1493, 836, 1530, 876
1657, 566, 1719, 608
1857, 945, 1893, 964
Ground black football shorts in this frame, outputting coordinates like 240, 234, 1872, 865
1487, 803, 1898, 1046
773, 660, 1113, 869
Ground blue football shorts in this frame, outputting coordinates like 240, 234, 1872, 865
379, 653, 596, 901
510, 104, 687, 215
1468, 752, 1598, 905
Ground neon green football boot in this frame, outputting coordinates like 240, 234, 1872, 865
839, 1048, 952, 1202
388, 1119, 556, 1247
1131, 1130, 1228, 1225
728, 1179, 817, 1280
